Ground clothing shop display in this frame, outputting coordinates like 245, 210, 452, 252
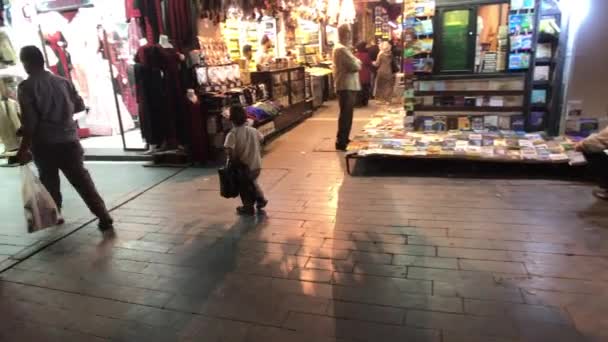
0, 97, 20, 151
44, 31, 72, 80
65, 10, 134, 136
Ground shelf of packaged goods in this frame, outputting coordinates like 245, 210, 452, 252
415, 90, 525, 96
415, 105, 524, 112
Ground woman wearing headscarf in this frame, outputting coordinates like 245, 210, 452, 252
373, 41, 395, 105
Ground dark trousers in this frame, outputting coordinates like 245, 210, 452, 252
337, 90, 356, 147
239, 168, 265, 207
356, 83, 371, 107
33, 142, 112, 222
584, 152, 608, 188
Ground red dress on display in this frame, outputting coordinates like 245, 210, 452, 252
45, 32, 72, 81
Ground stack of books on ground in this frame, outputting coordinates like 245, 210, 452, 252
349, 110, 585, 164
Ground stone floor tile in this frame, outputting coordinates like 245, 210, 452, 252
333, 272, 431, 294
392, 255, 459, 269
289, 268, 333, 282
305, 258, 355, 272
459, 259, 528, 274
284, 312, 440, 341
352, 263, 407, 277
405, 310, 518, 339
464, 299, 572, 325
326, 300, 405, 324
434, 281, 525, 303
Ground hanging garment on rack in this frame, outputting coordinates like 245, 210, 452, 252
162, 47, 188, 146
0, 98, 21, 151
0, 30, 16, 66
44, 31, 72, 81
125, 0, 141, 20
135, 0, 164, 44
134, 44, 167, 145
0, 1, 4, 27
166, 0, 193, 50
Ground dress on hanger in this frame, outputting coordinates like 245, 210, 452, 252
0, 98, 21, 151
0, 30, 16, 66
45, 31, 72, 80
65, 10, 135, 137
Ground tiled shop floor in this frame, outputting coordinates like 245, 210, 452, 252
2, 102, 608, 341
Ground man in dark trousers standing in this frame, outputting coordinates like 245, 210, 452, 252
332, 24, 361, 151
16, 46, 114, 233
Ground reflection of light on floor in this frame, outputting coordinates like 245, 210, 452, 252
80, 129, 146, 150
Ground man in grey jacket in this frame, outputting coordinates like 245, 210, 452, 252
576, 126, 608, 200
333, 24, 361, 151
16, 46, 114, 232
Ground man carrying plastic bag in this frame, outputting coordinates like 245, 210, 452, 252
21, 164, 59, 233
15, 46, 114, 234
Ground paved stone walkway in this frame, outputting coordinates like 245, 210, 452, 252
1, 102, 608, 341
0, 162, 179, 270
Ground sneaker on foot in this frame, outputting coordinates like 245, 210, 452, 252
56, 213, 65, 226
236, 206, 255, 216
256, 199, 269, 210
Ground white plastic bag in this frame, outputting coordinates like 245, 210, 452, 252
21, 165, 59, 233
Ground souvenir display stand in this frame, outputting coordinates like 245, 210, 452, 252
250, 66, 314, 139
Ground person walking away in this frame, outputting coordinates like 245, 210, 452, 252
354, 42, 373, 107
224, 105, 268, 215
333, 24, 361, 151
374, 41, 396, 105
15, 46, 114, 233
576, 126, 608, 200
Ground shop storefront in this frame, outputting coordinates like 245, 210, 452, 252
1, 0, 368, 164
346, 0, 594, 170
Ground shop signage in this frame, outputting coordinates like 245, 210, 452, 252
36, 0, 94, 13
258, 121, 276, 138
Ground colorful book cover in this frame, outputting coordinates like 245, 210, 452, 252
534, 66, 550, 81
484, 115, 499, 131
498, 116, 512, 130
471, 116, 484, 131
532, 89, 547, 104
458, 117, 471, 130
511, 116, 526, 131
433, 116, 447, 131
530, 112, 545, 129
536, 43, 553, 59
447, 117, 459, 130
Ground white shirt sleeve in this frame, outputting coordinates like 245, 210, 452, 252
224, 131, 236, 149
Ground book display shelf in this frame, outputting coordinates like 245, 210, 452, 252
346, 0, 574, 174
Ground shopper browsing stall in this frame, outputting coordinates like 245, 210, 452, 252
224, 106, 268, 216
355, 42, 373, 107
576, 127, 608, 200
15, 46, 114, 233
374, 41, 395, 105
333, 24, 361, 151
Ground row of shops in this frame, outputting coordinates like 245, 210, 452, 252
0, 0, 597, 169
